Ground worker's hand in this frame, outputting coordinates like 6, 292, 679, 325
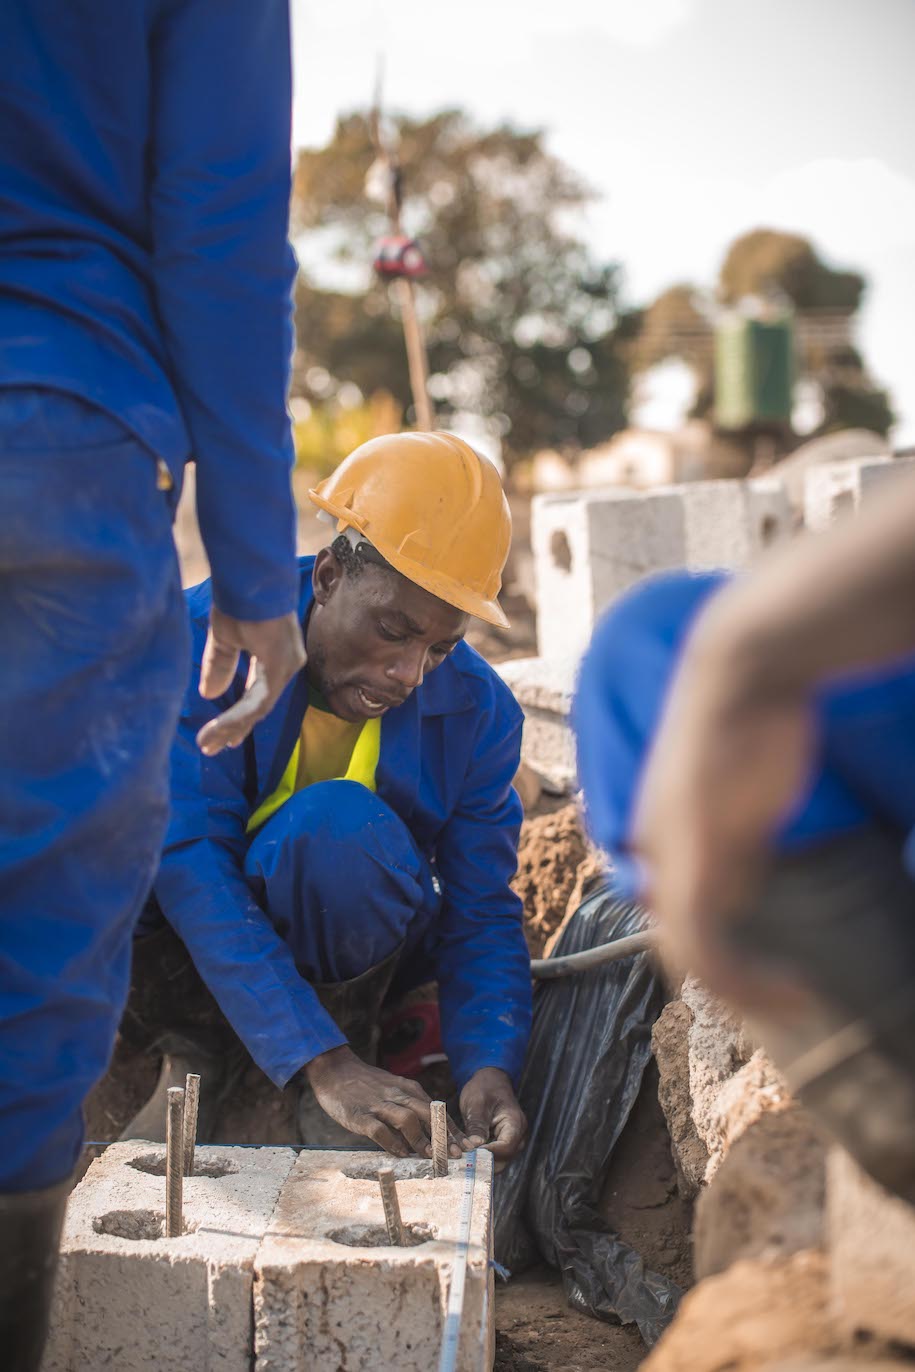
632, 618, 813, 1011
459, 1067, 527, 1168
196, 607, 305, 755
305, 1046, 466, 1159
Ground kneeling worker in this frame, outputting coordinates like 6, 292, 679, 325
131, 431, 531, 1161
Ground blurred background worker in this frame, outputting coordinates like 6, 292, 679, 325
123, 433, 531, 1168
573, 471, 915, 1209
0, 3, 304, 1365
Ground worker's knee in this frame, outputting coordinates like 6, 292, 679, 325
244, 782, 438, 980
246, 781, 422, 887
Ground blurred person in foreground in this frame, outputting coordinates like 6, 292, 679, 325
573, 469, 915, 1205
0, 4, 303, 1364
122, 433, 531, 1169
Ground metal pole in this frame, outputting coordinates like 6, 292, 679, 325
430, 1100, 448, 1178
397, 278, 433, 430
183, 1073, 200, 1177
166, 1087, 185, 1238
377, 1168, 406, 1246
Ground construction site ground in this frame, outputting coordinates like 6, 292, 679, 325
79, 476, 692, 1369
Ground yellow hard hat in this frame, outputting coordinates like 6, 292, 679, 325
308, 431, 512, 629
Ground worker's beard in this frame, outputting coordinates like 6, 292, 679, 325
304, 641, 359, 721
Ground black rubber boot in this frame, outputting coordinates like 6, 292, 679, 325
119, 917, 246, 1143
296, 946, 403, 1146
0, 1176, 71, 1372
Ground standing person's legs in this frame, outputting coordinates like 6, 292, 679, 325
0, 390, 189, 1368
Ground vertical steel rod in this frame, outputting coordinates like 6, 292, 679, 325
183, 1073, 200, 1177
166, 1087, 185, 1238
377, 1168, 406, 1246
430, 1100, 448, 1178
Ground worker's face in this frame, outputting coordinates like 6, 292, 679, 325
306, 549, 470, 722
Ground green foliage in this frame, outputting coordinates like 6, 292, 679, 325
292, 110, 631, 466
815, 345, 895, 438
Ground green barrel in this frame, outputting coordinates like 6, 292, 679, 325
715, 312, 794, 428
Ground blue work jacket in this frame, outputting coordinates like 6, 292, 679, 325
154, 558, 533, 1090
0, 0, 298, 622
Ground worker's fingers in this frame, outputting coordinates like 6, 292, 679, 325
197, 660, 271, 755
481, 1109, 527, 1162
376, 1103, 431, 1158
354, 1113, 409, 1157
198, 626, 240, 703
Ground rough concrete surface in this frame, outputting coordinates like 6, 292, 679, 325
828, 1146, 915, 1349
531, 478, 792, 663
254, 1149, 495, 1372
802, 455, 915, 532
693, 1106, 826, 1279
652, 998, 710, 1198
679, 978, 755, 1183
43, 1141, 296, 1372
640, 1249, 834, 1372
497, 654, 578, 793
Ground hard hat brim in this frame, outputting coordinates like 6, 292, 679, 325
309, 488, 511, 630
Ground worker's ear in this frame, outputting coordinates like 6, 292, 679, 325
312, 547, 344, 607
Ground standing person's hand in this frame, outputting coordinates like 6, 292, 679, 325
459, 1067, 527, 1167
195, 607, 305, 754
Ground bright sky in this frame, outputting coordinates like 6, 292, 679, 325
292, 0, 915, 444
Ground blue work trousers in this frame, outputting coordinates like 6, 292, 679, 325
0, 390, 189, 1190
244, 781, 441, 994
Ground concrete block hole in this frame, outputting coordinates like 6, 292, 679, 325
338, 1158, 434, 1181
127, 1151, 239, 1178
326, 1221, 436, 1248
92, 1208, 199, 1241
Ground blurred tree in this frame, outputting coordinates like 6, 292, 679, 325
628, 231, 893, 438
718, 229, 865, 312
291, 110, 632, 468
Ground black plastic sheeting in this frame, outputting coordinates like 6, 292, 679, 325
494, 879, 682, 1346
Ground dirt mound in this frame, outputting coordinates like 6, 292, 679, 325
512, 803, 605, 958
642, 1249, 834, 1372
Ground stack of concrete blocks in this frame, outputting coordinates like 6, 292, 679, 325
502, 477, 792, 792
803, 452, 915, 531
43, 1143, 495, 1372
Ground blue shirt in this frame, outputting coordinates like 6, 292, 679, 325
153, 558, 533, 1089
0, 0, 298, 621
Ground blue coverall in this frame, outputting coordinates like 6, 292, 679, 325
152, 560, 534, 1092
0, 1, 298, 1190
572, 570, 915, 897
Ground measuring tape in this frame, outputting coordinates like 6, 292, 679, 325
436, 1149, 479, 1372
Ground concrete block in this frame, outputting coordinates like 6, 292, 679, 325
43, 1142, 295, 1372
803, 453, 915, 531
497, 655, 578, 793
254, 1149, 495, 1372
828, 1146, 915, 1348
532, 478, 792, 661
